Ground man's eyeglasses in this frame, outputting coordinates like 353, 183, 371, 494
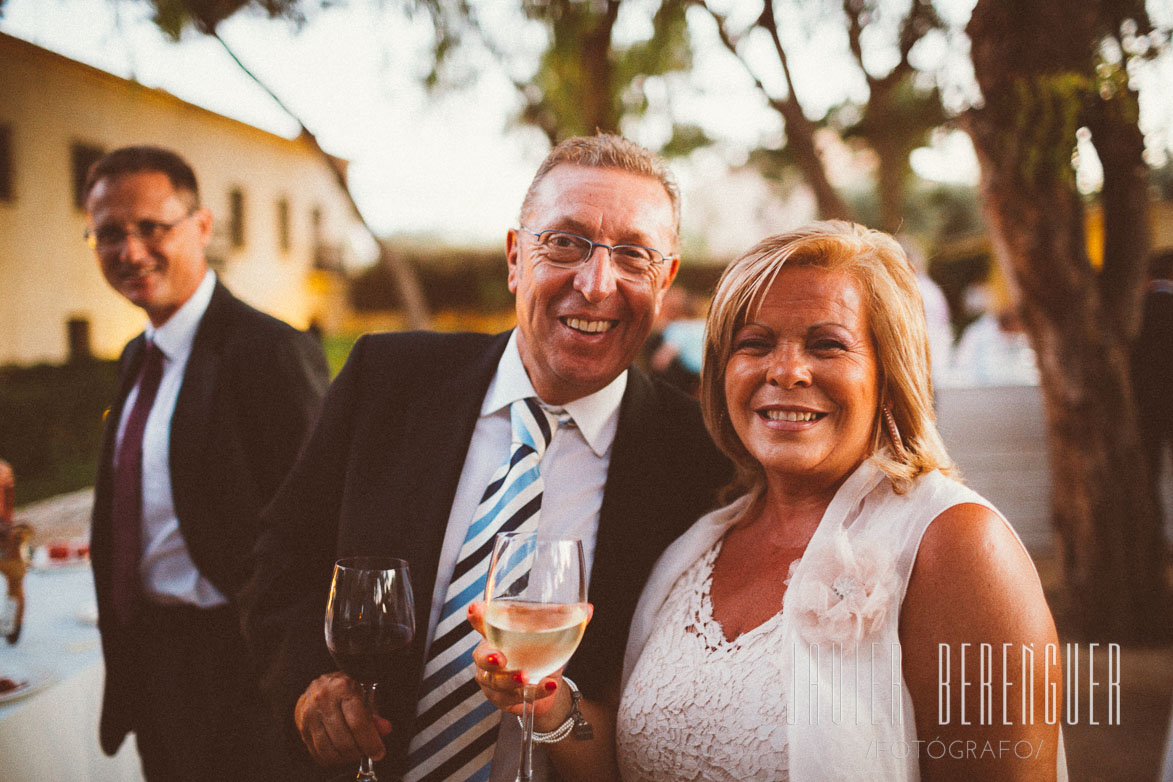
519, 226, 672, 278
84, 212, 196, 251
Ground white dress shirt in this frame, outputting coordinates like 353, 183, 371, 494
114, 269, 227, 608
423, 330, 626, 781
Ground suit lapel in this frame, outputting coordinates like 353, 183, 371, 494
354, 331, 509, 739
594, 367, 659, 585
572, 367, 672, 692
92, 336, 147, 575
169, 283, 231, 525
379, 332, 510, 619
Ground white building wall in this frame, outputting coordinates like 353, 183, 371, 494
0, 33, 369, 365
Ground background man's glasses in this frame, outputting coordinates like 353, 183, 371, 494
519, 225, 672, 278
85, 211, 195, 251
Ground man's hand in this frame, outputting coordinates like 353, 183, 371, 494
294, 671, 392, 767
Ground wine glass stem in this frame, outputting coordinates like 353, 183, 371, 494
359, 682, 379, 781
517, 687, 536, 782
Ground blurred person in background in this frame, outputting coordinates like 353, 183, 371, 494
951, 285, 1039, 387
84, 146, 329, 781
0, 460, 13, 526
1132, 248, 1173, 515
896, 235, 952, 391
642, 287, 703, 396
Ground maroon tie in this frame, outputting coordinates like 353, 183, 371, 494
110, 342, 165, 626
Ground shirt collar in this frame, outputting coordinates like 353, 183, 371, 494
481, 330, 628, 458
145, 269, 216, 362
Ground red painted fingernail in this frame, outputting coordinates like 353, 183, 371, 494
544, 681, 557, 692
512, 673, 524, 684
487, 654, 500, 667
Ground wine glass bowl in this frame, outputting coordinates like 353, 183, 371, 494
483, 601, 588, 683
325, 557, 415, 782
484, 533, 587, 781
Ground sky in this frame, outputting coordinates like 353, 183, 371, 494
2, 0, 1170, 246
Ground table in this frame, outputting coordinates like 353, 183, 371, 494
0, 566, 143, 781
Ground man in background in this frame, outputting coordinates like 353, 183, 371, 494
84, 146, 329, 780
242, 133, 730, 781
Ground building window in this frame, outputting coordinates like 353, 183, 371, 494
71, 142, 104, 209
276, 197, 291, 252
310, 205, 323, 245
229, 188, 246, 247
0, 125, 13, 202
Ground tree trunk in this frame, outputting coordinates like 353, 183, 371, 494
579, 2, 620, 134
782, 105, 853, 221
873, 135, 905, 234
965, 0, 1167, 642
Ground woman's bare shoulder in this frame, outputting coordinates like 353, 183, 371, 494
902, 501, 1057, 657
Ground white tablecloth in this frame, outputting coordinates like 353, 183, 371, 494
0, 566, 143, 781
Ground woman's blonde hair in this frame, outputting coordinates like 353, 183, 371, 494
701, 220, 955, 499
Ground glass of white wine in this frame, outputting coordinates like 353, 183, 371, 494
484, 532, 588, 782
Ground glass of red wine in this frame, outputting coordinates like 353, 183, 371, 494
325, 557, 416, 782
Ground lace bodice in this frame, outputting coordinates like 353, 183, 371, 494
621, 464, 1068, 782
616, 541, 791, 782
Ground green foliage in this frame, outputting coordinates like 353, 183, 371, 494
1007, 73, 1089, 188
929, 242, 991, 337
835, 78, 946, 168
0, 361, 120, 505
144, 0, 310, 37
422, 0, 697, 145
842, 180, 984, 242
322, 332, 360, 376
660, 123, 712, 158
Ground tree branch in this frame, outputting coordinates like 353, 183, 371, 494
757, 0, 801, 109
694, 1, 790, 118
212, 31, 432, 328
842, 0, 867, 79
691, 0, 850, 219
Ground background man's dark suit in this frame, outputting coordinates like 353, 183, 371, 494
91, 281, 329, 760
241, 330, 730, 775
1132, 273, 1173, 498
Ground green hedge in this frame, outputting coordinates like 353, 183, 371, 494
0, 360, 120, 505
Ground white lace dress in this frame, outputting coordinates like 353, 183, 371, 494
616, 541, 791, 782
619, 462, 1069, 782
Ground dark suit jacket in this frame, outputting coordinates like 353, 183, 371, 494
241, 330, 731, 772
91, 281, 330, 755
1132, 283, 1173, 463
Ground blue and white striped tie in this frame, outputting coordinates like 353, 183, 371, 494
405, 398, 568, 782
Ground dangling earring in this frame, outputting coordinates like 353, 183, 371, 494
883, 405, 906, 456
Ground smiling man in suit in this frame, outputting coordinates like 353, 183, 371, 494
84, 146, 329, 781
241, 133, 730, 781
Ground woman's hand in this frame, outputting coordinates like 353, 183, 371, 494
466, 601, 592, 731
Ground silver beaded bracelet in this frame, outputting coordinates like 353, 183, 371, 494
522, 676, 593, 743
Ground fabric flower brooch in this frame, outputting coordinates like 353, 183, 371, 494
786, 533, 898, 646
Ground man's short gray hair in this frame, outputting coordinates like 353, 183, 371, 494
520, 133, 681, 248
